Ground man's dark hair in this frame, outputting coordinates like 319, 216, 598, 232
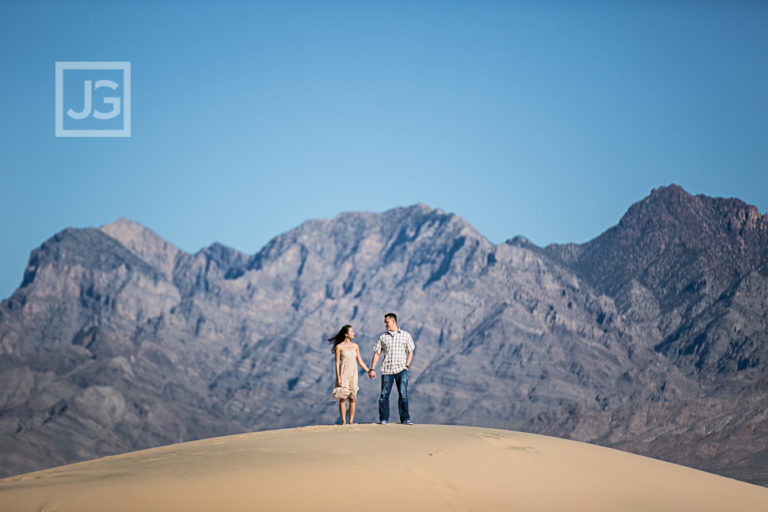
385, 312, 397, 323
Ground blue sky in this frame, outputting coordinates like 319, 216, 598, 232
1, 0, 767, 300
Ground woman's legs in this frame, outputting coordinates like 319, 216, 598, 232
348, 396, 356, 424
338, 398, 347, 425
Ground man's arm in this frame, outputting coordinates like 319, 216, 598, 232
405, 332, 415, 368
369, 335, 384, 378
368, 352, 380, 379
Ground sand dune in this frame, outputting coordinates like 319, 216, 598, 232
1, 424, 766, 511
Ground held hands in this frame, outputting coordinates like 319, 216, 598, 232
367, 369, 376, 380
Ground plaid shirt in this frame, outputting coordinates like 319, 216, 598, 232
372, 329, 415, 375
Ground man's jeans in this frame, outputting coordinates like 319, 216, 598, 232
379, 369, 409, 423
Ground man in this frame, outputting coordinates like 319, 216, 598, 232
367, 312, 415, 425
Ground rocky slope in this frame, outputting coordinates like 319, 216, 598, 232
0, 186, 766, 485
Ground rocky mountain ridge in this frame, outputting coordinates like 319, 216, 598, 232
1, 185, 766, 485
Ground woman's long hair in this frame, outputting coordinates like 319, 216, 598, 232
328, 324, 352, 353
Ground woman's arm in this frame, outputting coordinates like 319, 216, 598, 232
354, 344, 370, 373
334, 345, 342, 386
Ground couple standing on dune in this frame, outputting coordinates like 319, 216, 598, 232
328, 313, 415, 425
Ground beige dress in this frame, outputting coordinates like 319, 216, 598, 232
332, 348, 359, 401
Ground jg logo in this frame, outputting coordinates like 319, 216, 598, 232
55, 62, 131, 137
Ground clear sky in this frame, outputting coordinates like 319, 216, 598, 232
1, 0, 767, 300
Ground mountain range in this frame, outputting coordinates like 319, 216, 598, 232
1, 184, 766, 485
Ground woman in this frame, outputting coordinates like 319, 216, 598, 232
328, 324, 370, 425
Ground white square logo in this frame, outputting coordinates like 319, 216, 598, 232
55, 62, 131, 137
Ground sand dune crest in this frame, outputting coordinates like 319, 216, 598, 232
1, 424, 766, 511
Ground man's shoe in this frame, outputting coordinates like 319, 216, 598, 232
379, 420, 388, 425
402, 420, 414, 425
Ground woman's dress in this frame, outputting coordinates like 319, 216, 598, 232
332, 348, 359, 401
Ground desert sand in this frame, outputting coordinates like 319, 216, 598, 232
1, 424, 766, 511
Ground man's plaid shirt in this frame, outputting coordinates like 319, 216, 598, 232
372, 329, 415, 375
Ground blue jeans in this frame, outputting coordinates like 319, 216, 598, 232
379, 369, 409, 423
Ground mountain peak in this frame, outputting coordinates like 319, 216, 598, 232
102, 217, 146, 229
100, 218, 160, 243
389, 203, 491, 244
555, 185, 768, 302
649, 183, 688, 199
100, 218, 180, 278
380, 202, 441, 220
618, 184, 695, 230
619, 184, 766, 234
411, 202, 440, 214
